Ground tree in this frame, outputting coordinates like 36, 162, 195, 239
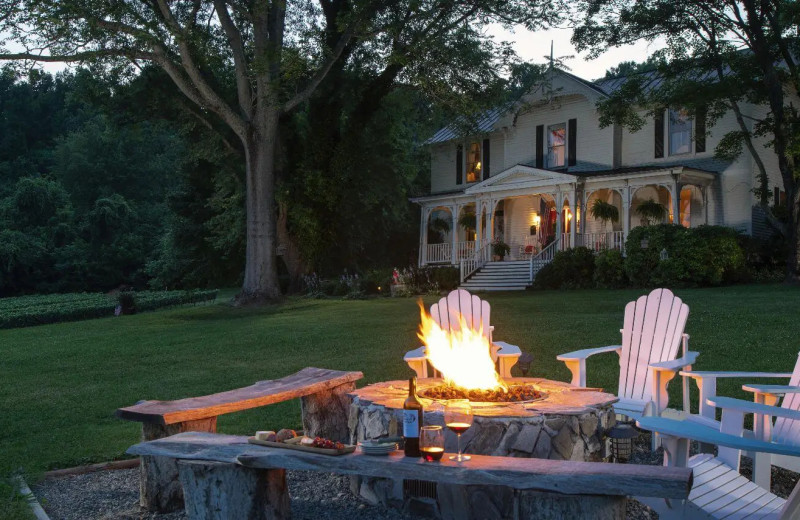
573, 0, 800, 282
0, 0, 558, 303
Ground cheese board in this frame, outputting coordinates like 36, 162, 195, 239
248, 435, 356, 456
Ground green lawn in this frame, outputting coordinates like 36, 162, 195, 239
2, 284, 799, 518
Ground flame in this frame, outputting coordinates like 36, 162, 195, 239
417, 301, 507, 391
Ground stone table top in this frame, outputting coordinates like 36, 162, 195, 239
349, 378, 618, 417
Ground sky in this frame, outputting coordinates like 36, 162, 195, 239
4, 25, 661, 83
491, 25, 664, 81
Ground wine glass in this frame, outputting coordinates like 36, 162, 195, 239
420, 426, 444, 462
444, 399, 473, 462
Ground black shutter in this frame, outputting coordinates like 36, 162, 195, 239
568, 118, 577, 166
695, 106, 706, 153
482, 138, 491, 179
535, 125, 544, 168
456, 144, 463, 184
654, 109, 665, 158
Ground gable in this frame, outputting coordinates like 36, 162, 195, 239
464, 165, 577, 194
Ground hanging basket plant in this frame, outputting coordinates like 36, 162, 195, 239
458, 212, 477, 232
635, 199, 667, 226
428, 217, 451, 243
590, 199, 619, 224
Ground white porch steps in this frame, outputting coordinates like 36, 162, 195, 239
460, 261, 531, 291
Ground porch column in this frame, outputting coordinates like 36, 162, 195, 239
702, 187, 709, 224
486, 201, 493, 242
670, 174, 681, 225
451, 205, 458, 265
420, 206, 429, 266
555, 192, 564, 248
569, 190, 577, 249
622, 186, 631, 240
475, 200, 483, 250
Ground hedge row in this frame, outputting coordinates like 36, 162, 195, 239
534, 225, 748, 290
0, 289, 218, 329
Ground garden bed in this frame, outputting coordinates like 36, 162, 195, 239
0, 289, 218, 329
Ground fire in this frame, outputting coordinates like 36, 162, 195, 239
417, 302, 507, 392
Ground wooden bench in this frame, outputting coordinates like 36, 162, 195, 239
127, 431, 692, 520
116, 367, 363, 512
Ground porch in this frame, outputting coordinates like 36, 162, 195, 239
414, 165, 717, 286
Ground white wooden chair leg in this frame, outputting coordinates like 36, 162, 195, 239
407, 359, 427, 379
752, 392, 778, 490
563, 359, 586, 387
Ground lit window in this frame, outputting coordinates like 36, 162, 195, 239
466, 142, 481, 182
669, 109, 692, 155
547, 123, 566, 168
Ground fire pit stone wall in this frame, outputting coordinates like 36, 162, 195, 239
348, 378, 618, 510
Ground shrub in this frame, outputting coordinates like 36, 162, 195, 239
533, 247, 595, 289
362, 268, 394, 295
594, 249, 627, 288
625, 224, 745, 287
430, 267, 459, 291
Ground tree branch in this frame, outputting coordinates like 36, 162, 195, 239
282, 27, 354, 113
213, 0, 252, 116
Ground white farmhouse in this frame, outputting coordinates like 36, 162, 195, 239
413, 68, 785, 290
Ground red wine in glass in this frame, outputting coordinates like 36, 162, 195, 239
421, 447, 444, 461
446, 422, 471, 435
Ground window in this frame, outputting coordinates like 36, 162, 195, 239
466, 142, 481, 182
547, 123, 566, 168
669, 108, 692, 155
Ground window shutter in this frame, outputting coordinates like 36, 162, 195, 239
456, 144, 463, 184
654, 109, 665, 158
535, 125, 544, 168
482, 138, 491, 179
568, 118, 577, 166
695, 106, 706, 153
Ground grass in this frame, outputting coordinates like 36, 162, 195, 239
2, 284, 799, 518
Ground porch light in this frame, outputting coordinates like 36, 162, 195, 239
475, 161, 482, 170
566, 209, 573, 221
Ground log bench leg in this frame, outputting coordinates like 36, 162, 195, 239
140, 418, 217, 512
301, 381, 356, 443
178, 460, 290, 520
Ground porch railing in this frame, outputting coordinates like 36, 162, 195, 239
460, 241, 491, 283
425, 243, 451, 264
577, 232, 625, 253
529, 237, 561, 283
455, 241, 475, 261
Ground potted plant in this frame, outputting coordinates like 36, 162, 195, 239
590, 199, 620, 227
491, 238, 510, 261
635, 199, 667, 226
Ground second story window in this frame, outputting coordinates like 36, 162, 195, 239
466, 141, 481, 182
547, 123, 566, 168
669, 108, 692, 155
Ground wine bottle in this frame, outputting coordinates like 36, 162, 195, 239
403, 376, 423, 457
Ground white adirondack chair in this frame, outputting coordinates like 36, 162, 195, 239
557, 288, 699, 420
636, 396, 800, 519
404, 289, 522, 379
679, 352, 800, 489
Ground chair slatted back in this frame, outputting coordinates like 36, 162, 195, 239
430, 289, 491, 343
618, 288, 689, 402
771, 354, 800, 446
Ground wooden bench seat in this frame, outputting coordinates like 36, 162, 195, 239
116, 367, 363, 512
128, 431, 693, 520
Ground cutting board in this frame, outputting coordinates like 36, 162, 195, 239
248, 435, 356, 456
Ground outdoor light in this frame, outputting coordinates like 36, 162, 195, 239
516, 352, 534, 376
607, 421, 640, 463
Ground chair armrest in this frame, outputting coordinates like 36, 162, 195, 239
557, 345, 621, 388
650, 352, 699, 373
556, 345, 621, 361
404, 346, 426, 361
636, 416, 800, 458
707, 396, 800, 422
679, 371, 793, 379
493, 341, 521, 357
741, 384, 800, 396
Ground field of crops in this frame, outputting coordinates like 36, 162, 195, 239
0, 289, 218, 329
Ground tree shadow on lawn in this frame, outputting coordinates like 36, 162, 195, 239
164, 299, 329, 323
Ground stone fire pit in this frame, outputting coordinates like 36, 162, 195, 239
347, 378, 618, 513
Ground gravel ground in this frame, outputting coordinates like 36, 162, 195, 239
33, 432, 799, 520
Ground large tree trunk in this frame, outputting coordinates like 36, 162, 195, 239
239, 111, 283, 303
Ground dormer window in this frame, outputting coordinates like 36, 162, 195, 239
669, 108, 692, 155
547, 123, 566, 168
466, 141, 481, 182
